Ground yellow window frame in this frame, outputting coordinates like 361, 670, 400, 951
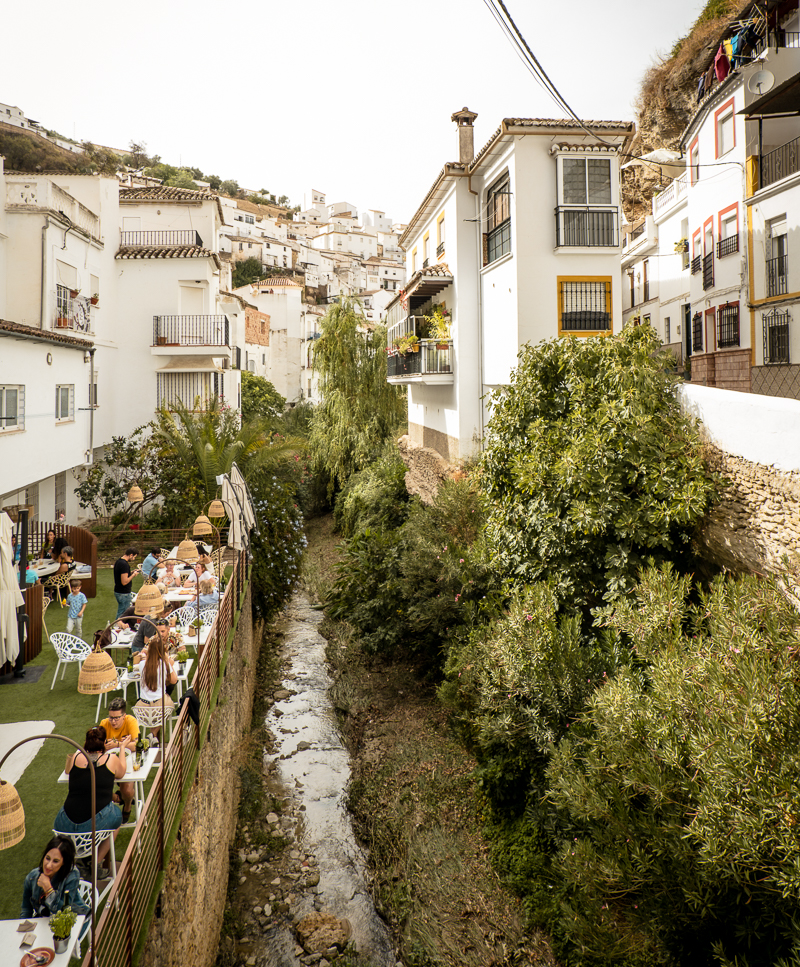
557, 276, 613, 337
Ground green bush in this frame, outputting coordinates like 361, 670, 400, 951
334, 445, 411, 537
547, 565, 800, 967
481, 325, 718, 609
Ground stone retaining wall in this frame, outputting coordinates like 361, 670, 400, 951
397, 434, 462, 504
140, 588, 257, 967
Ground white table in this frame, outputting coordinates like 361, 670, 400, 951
175, 658, 194, 699
0, 915, 86, 966
58, 747, 159, 825
164, 588, 201, 604
30, 558, 60, 579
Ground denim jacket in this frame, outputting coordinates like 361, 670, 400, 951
21, 867, 89, 918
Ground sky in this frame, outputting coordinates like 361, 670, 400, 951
1, 0, 708, 224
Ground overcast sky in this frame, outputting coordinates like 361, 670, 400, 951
1, 0, 706, 222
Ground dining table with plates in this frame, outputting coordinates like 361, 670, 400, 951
0, 915, 86, 967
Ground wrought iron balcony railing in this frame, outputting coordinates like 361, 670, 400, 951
555, 207, 619, 247
121, 230, 203, 247
153, 314, 230, 347
436, 241, 445, 256
703, 253, 714, 290
387, 339, 453, 381
691, 255, 702, 275
761, 136, 800, 190
54, 286, 92, 333
763, 309, 790, 364
767, 255, 788, 297
717, 234, 739, 259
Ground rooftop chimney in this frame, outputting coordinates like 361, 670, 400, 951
451, 107, 479, 165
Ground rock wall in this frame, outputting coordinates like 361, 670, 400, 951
697, 445, 800, 577
140, 588, 257, 967
397, 434, 461, 504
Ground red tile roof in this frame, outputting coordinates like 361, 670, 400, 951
0, 318, 93, 349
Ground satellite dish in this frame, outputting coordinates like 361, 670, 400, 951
748, 70, 775, 96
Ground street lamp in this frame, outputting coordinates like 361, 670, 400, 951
0, 734, 98, 963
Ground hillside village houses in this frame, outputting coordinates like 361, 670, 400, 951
388, 107, 634, 464
621, 0, 800, 400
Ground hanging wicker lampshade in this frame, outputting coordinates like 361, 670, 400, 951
127, 484, 144, 503
78, 646, 119, 696
176, 538, 199, 564
208, 499, 226, 519
193, 515, 213, 537
0, 778, 25, 849
135, 583, 164, 617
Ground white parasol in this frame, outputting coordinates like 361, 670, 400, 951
0, 512, 24, 666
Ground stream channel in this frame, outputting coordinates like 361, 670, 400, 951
257, 592, 397, 966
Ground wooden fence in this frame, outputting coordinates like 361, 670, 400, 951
25, 521, 98, 598
83, 545, 250, 967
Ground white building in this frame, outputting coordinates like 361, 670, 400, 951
387, 108, 633, 463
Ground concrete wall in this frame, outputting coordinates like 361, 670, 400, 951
679, 383, 800, 576
140, 589, 257, 967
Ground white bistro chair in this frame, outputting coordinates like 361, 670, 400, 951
74, 879, 99, 957
132, 702, 176, 743
52, 827, 117, 902
49, 633, 92, 690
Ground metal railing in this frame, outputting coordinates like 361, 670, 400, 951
555, 207, 619, 247
120, 230, 203, 248
767, 255, 788, 297
387, 339, 453, 379
691, 255, 702, 275
761, 136, 800, 189
717, 303, 740, 348
85, 548, 250, 967
436, 241, 445, 256
763, 309, 790, 364
153, 315, 229, 346
717, 234, 739, 259
703, 252, 714, 290
156, 372, 223, 411
54, 286, 93, 333
692, 312, 703, 352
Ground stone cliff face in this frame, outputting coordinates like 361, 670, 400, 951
622, 0, 744, 225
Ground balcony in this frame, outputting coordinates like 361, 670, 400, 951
703, 253, 714, 290
121, 230, 203, 247
691, 255, 702, 275
767, 255, 788, 296
387, 340, 453, 384
760, 136, 800, 190
717, 234, 739, 259
437, 241, 445, 257
555, 207, 619, 247
156, 371, 223, 411
152, 315, 230, 352
6, 178, 101, 240
54, 286, 93, 334
653, 173, 688, 218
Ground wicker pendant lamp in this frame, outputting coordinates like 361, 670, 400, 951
127, 484, 144, 503
135, 583, 164, 617
176, 538, 199, 564
193, 515, 213, 537
208, 499, 226, 519
78, 646, 119, 696
0, 778, 25, 849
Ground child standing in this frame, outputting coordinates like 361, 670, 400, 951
65, 579, 88, 639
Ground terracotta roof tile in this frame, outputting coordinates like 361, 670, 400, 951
115, 245, 221, 268
119, 185, 217, 202
0, 318, 93, 349
254, 277, 302, 288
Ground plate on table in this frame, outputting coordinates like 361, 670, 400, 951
21, 948, 55, 967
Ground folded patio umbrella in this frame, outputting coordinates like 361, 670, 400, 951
0, 512, 24, 666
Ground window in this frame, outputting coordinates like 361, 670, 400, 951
718, 208, 739, 258
437, 213, 445, 257
665, 317, 671, 343
763, 309, 790, 363
562, 158, 611, 205
717, 302, 740, 348
411, 248, 417, 273
767, 217, 788, 296
485, 173, 511, 265
715, 99, 736, 158
423, 233, 430, 267
0, 385, 24, 431
692, 312, 703, 351
56, 384, 74, 422
54, 472, 66, 520
689, 139, 700, 184
558, 278, 612, 334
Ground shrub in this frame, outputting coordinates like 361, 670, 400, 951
547, 565, 800, 967
481, 325, 718, 609
334, 445, 411, 537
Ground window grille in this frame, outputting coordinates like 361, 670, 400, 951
665, 317, 671, 343
717, 234, 739, 258
692, 312, 703, 352
763, 309, 790, 363
559, 281, 611, 331
485, 175, 511, 264
717, 303, 740, 348
157, 372, 221, 410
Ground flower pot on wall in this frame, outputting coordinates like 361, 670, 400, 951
56, 316, 69, 328
69, 289, 79, 299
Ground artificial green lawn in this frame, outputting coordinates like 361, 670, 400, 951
0, 567, 157, 920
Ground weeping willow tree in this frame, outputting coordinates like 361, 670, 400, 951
310, 297, 407, 495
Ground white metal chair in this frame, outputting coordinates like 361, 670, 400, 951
199, 608, 218, 626
42, 595, 52, 644
53, 827, 117, 902
49, 633, 92, 690
170, 604, 198, 626
73, 879, 99, 957
132, 701, 175, 742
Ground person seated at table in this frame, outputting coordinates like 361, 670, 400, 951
11, 532, 21, 564
194, 544, 215, 574
51, 535, 69, 561
39, 528, 57, 559
54, 726, 131, 880
198, 578, 220, 609
141, 547, 162, 581
20, 835, 90, 918
155, 558, 181, 590
183, 561, 216, 588
100, 698, 139, 824
133, 624, 177, 739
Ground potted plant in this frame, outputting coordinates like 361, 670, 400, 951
90, 293, 100, 306
69, 288, 79, 299
49, 906, 77, 954
674, 238, 689, 254
175, 648, 189, 672
187, 616, 202, 638
396, 333, 420, 355
426, 303, 451, 348
56, 316, 69, 328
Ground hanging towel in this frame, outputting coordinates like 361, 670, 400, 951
697, 74, 706, 101
715, 44, 730, 81
705, 63, 715, 91
730, 32, 742, 68
723, 38, 733, 61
